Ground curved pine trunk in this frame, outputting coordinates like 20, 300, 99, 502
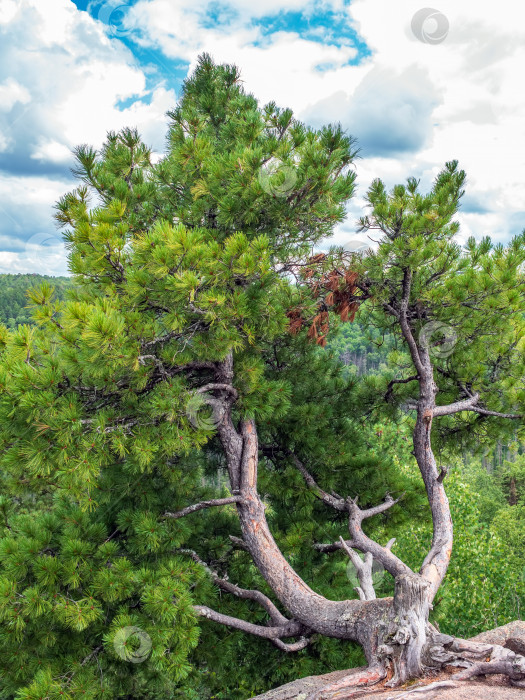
213, 350, 524, 693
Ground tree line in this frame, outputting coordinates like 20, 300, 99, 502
0, 274, 71, 328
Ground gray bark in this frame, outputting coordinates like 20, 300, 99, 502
193, 313, 525, 694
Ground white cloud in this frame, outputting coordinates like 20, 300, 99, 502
0, 0, 181, 170
334, 0, 525, 242
0, 0, 180, 274
304, 64, 442, 156
126, 0, 525, 243
0, 0, 18, 25
0, 240, 69, 276
0, 77, 31, 112
31, 139, 73, 164
128, 0, 361, 112
1, 0, 525, 277
0, 171, 71, 275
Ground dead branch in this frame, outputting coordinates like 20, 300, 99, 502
179, 549, 287, 625
272, 636, 311, 652
193, 605, 304, 639
290, 454, 347, 511
164, 496, 244, 520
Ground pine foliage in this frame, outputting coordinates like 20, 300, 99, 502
1, 56, 524, 700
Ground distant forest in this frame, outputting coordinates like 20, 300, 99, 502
0, 273, 71, 328
0, 274, 389, 372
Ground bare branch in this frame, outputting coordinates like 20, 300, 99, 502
354, 494, 401, 520
193, 605, 304, 639
315, 537, 396, 556
384, 375, 419, 404
383, 302, 400, 320
433, 393, 480, 416
413, 341, 455, 596
347, 496, 413, 578
339, 537, 376, 601
138, 357, 217, 377
164, 496, 243, 520
179, 549, 287, 625
433, 385, 522, 419
138, 354, 170, 379
386, 681, 458, 700
452, 651, 525, 682
468, 406, 523, 419
436, 466, 448, 483
229, 535, 249, 551
272, 637, 311, 652
79, 417, 159, 434
140, 325, 211, 350
398, 269, 426, 377
291, 454, 347, 511
196, 383, 238, 399
216, 407, 396, 641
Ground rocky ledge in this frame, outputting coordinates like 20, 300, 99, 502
250, 621, 525, 700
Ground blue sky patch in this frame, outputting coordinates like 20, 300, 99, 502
74, 1, 371, 97
200, 1, 240, 28
252, 8, 371, 64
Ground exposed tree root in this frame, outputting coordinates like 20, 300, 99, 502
305, 636, 525, 700
440, 636, 525, 682
450, 640, 525, 682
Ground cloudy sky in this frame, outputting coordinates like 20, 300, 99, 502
0, 0, 524, 276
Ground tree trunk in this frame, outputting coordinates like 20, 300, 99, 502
206, 349, 525, 697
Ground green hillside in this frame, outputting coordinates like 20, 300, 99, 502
0, 273, 71, 328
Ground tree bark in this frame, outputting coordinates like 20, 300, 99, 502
200, 350, 525, 695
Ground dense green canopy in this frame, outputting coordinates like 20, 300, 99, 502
0, 55, 524, 699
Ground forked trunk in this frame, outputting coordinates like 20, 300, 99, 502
207, 349, 525, 698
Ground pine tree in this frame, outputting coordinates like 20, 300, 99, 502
0, 55, 524, 700
284, 161, 525, 694
0, 56, 395, 699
